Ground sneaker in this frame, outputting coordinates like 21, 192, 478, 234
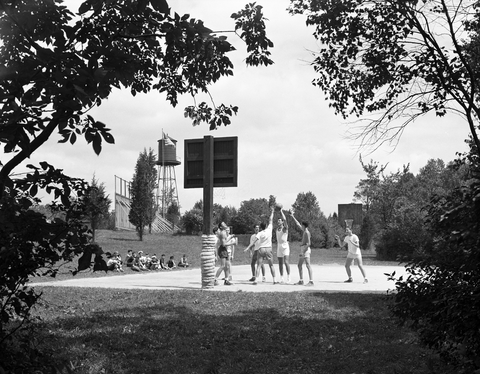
344, 278, 353, 283
248, 277, 256, 282
306, 281, 314, 286
363, 279, 369, 284
214, 279, 219, 286
224, 280, 233, 285
252, 281, 258, 285
262, 276, 266, 283
280, 277, 284, 284
286, 277, 292, 284
295, 280, 304, 285
273, 281, 279, 285
228, 275, 232, 281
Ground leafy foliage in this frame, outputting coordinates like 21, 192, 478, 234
180, 208, 203, 235
353, 156, 465, 260
215, 204, 238, 229
389, 140, 480, 372
230, 198, 271, 234
0, 165, 91, 343
0, 0, 274, 194
0, 0, 274, 362
232, 3, 274, 67
83, 175, 111, 241
129, 148, 157, 240
288, 0, 480, 153
290, 191, 330, 247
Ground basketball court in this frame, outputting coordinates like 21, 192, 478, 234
31, 264, 406, 293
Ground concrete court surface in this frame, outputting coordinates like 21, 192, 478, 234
31, 264, 407, 294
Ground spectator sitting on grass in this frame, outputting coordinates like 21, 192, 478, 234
150, 254, 160, 270
167, 255, 176, 269
136, 251, 149, 271
144, 253, 153, 269
114, 251, 124, 271
125, 250, 134, 268
130, 252, 141, 272
160, 254, 169, 270
178, 254, 189, 268
106, 252, 123, 272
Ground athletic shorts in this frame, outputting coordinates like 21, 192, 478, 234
217, 245, 228, 259
257, 247, 273, 261
277, 242, 290, 257
347, 250, 362, 259
299, 247, 311, 258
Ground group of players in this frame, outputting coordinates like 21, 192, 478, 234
214, 205, 368, 286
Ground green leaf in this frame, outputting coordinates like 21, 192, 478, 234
30, 184, 38, 197
150, 0, 169, 14
102, 132, 115, 144
69, 132, 77, 145
78, 1, 91, 15
92, 134, 102, 155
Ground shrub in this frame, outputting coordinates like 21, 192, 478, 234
180, 209, 203, 235
0, 166, 91, 344
388, 143, 480, 373
375, 202, 431, 261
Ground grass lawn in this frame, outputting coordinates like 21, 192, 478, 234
13, 230, 454, 373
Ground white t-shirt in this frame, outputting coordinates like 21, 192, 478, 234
256, 223, 273, 248
344, 234, 360, 255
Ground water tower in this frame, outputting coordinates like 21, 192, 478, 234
156, 132, 181, 218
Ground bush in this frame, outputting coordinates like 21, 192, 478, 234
388, 144, 480, 373
180, 209, 203, 235
359, 214, 376, 250
375, 202, 431, 261
0, 167, 91, 344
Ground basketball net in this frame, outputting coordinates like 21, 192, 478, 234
213, 188, 226, 200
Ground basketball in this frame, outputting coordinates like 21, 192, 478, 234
275, 202, 283, 211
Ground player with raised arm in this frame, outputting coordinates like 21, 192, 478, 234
289, 210, 314, 286
244, 206, 278, 285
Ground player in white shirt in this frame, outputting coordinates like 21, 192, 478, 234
335, 228, 368, 283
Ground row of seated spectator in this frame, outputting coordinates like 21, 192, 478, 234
105, 251, 124, 272
124, 250, 190, 271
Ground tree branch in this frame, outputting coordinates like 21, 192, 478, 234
0, 116, 62, 198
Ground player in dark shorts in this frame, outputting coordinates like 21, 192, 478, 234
214, 222, 232, 285
245, 224, 266, 282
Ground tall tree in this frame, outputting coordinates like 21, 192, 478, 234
84, 175, 111, 242
215, 205, 238, 229
181, 208, 203, 235
289, 0, 480, 155
0, 0, 273, 197
291, 191, 329, 247
230, 198, 270, 234
129, 148, 157, 240
143, 149, 158, 234
353, 158, 385, 213
0, 0, 273, 361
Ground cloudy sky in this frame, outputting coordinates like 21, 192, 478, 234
24, 0, 470, 216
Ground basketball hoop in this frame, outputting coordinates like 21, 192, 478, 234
345, 219, 354, 229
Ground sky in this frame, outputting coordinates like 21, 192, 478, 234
20, 0, 470, 216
